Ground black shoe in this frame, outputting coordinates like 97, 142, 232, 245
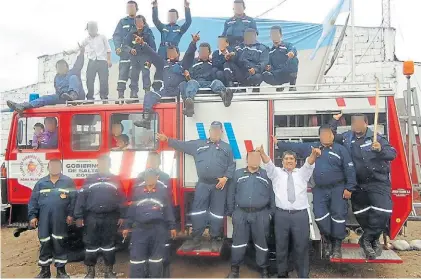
331, 239, 342, 258
84, 265, 95, 279
226, 265, 239, 278
372, 238, 383, 257
221, 89, 234, 107
359, 235, 376, 259
56, 266, 70, 278
276, 87, 285, 92
260, 267, 269, 278
278, 272, 288, 278
35, 266, 51, 278
7, 100, 27, 114
104, 265, 116, 278
116, 91, 125, 104
133, 117, 151, 129
323, 236, 332, 258
183, 98, 195, 117
183, 237, 202, 251
61, 91, 79, 101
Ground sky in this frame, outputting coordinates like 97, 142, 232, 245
0, 0, 419, 92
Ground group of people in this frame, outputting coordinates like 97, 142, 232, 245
5, 0, 299, 123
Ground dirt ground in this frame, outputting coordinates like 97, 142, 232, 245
1, 222, 421, 278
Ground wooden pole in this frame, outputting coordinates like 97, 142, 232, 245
373, 77, 380, 142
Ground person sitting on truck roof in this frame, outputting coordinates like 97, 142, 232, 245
6, 48, 85, 114
131, 34, 197, 129
212, 35, 235, 87
179, 34, 234, 117
38, 117, 58, 149
125, 15, 156, 101
156, 121, 236, 252
330, 113, 397, 260
223, 28, 269, 91
263, 26, 298, 92
274, 125, 357, 260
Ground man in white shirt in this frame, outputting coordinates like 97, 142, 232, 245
66, 22, 112, 101
257, 145, 320, 278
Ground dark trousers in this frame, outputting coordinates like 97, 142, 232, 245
352, 181, 392, 240
38, 210, 68, 267
223, 61, 263, 86
179, 79, 225, 99
86, 59, 109, 100
129, 223, 167, 278
213, 68, 229, 86
231, 209, 270, 268
117, 53, 131, 93
274, 209, 309, 278
130, 59, 152, 96
83, 212, 118, 266
191, 181, 227, 238
262, 71, 297, 86
312, 186, 348, 240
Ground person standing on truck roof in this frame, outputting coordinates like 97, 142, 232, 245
152, 0, 192, 59
136, 151, 172, 278
223, 28, 269, 91
65, 21, 112, 101
212, 35, 235, 87
123, 168, 176, 278
74, 155, 125, 279
113, 1, 138, 100
263, 26, 298, 92
222, 0, 258, 47
226, 150, 274, 278
156, 121, 236, 252
28, 159, 76, 279
259, 145, 318, 278
125, 15, 156, 100
330, 113, 397, 259
179, 34, 234, 117
274, 124, 357, 259
131, 34, 197, 129
6, 47, 85, 113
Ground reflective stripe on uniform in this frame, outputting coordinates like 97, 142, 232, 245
130, 260, 146, 264
39, 236, 50, 242
232, 243, 247, 248
371, 206, 392, 213
123, 25, 130, 28
331, 217, 346, 223
137, 198, 164, 208
52, 234, 63, 239
119, 60, 130, 63
328, 151, 341, 159
353, 207, 371, 215
237, 175, 248, 182
256, 176, 268, 184
54, 259, 68, 264
40, 189, 51, 193
190, 210, 207, 216
314, 212, 330, 222
165, 244, 171, 247
255, 243, 268, 252
101, 247, 116, 252
38, 258, 53, 265
86, 248, 100, 253
89, 182, 117, 189
149, 258, 163, 263
210, 211, 224, 219
118, 80, 127, 83
58, 188, 69, 193
224, 68, 233, 73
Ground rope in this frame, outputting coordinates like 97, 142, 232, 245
255, 0, 288, 18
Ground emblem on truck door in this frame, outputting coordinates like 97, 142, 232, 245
20, 155, 44, 178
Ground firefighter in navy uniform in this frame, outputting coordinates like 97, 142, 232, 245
263, 26, 299, 92
330, 113, 397, 259
275, 124, 357, 258
28, 159, 77, 278
156, 121, 236, 252
222, 0, 258, 47
123, 168, 177, 278
113, 1, 138, 100
74, 155, 125, 279
226, 150, 275, 278
212, 36, 235, 86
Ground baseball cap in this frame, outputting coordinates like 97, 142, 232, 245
210, 121, 223, 130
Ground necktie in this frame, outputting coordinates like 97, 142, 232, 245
287, 172, 296, 203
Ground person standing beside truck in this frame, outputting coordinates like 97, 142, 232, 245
156, 121, 236, 252
330, 113, 397, 259
28, 159, 76, 278
226, 150, 274, 278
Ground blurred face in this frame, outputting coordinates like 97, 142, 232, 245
209, 127, 223, 141
48, 161, 62, 176
168, 11, 178, 24
218, 38, 229, 51
247, 151, 261, 169
98, 159, 110, 173
244, 32, 256, 45
351, 116, 368, 134
282, 154, 297, 171
270, 29, 282, 44
145, 174, 159, 186
135, 18, 144, 30
56, 62, 68, 75
199, 46, 210, 61
127, 3, 137, 16
87, 24, 98, 36
112, 124, 122, 137
34, 126, 44, 135
147, 155, 160, 169
45, 120, 57, 132
319, 129, 334, 146
117, 139, 127, 148
167, 48, 179, 61
233, 3, 245, 15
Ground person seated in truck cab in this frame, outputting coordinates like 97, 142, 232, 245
32, 123, 46, 149
38, 117, 58, 149
113, 134, 130, 150
111, 123, 124, 148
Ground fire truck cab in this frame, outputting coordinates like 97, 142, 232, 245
2, 82, 412, 265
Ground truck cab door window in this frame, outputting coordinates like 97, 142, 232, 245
16, 116, 59, 150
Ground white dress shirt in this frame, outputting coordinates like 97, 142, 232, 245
263, 159, 315, 210
80, 34, 111, 61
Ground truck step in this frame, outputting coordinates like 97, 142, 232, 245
330, 243, 402, 263
176, 239, 223, 257
7, 222, 28, 228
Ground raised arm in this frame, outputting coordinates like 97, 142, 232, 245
182, 40, 198, 70
180, 4, 192, 34
276, 140, 314, 158
374, 135, 397, 161
297, 148, 318, 182
152, 4, 165, 32
140, 41, 165, 70
258, 145, 277, 180
340, 146, 357, 192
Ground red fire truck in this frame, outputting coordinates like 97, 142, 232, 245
1, 83, 412, 265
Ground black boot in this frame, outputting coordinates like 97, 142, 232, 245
104, 265, 116, 278
371, 238, 383, 257
323, 235, 332, 258
84, 265, 95, 279
56, 266, 70, 278
116, 91, 124, 104
182, 236, 202, 251
61, 91, 79, 101
133, 113, 152, 129
331, 238, 342, 258
221, 88, 234, 107
359, 235, 376, 259
128, 91, 139, 103
35, 266, 51, 278
277, 272, 288, 278
260, 267, 269, 278
183, 98, 195, 117
7, 100, 31, 115
226, 265, 239, 278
